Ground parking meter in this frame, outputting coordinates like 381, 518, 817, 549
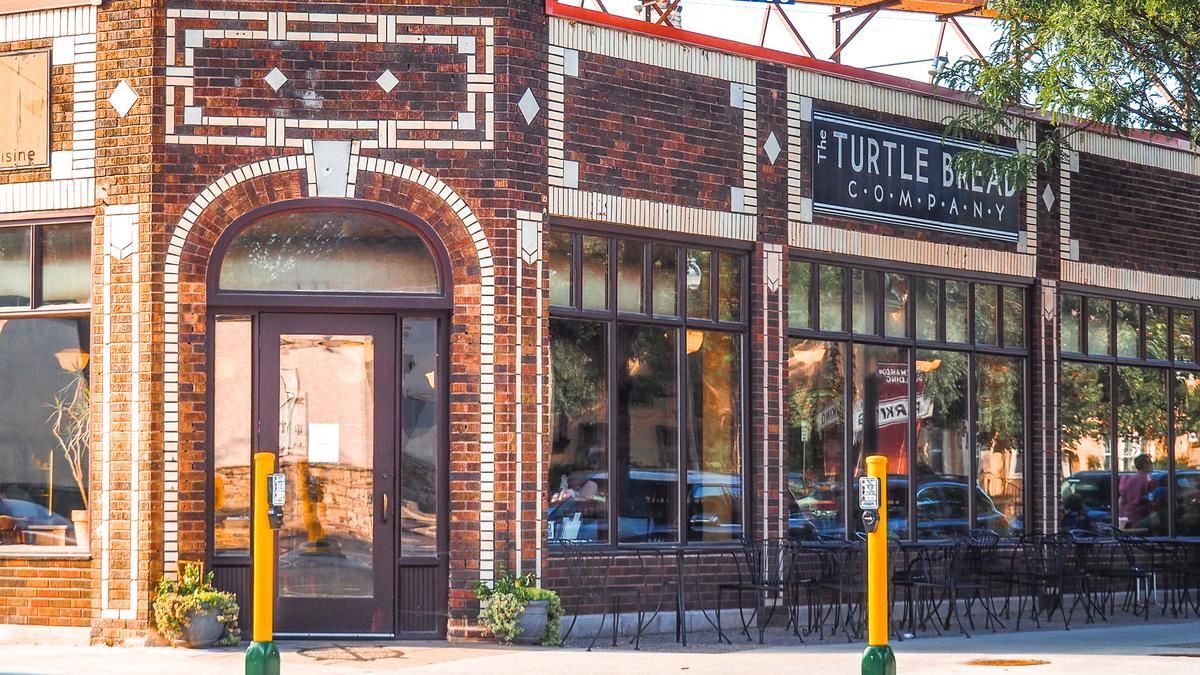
859, 475, 881, 533
267, 472, 286, 530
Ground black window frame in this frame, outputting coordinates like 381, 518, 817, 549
548, 223, 751, 548
0, 215, 93, 314
787, 255, 1032, 543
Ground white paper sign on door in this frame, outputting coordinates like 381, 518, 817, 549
307, 423, 340, 464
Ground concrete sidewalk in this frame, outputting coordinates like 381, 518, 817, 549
1, 620, 1198, 674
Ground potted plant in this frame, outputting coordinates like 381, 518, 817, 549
474, 569, 562, 645
48, 360, 90, 549
153, 562, 241, 648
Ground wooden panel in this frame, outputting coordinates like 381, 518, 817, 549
398, 563, 444, 637
212, 562, 252, 634
0, 50, 50, 170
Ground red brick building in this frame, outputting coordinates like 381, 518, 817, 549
0, 0, 1197, 644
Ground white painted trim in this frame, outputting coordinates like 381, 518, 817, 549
550, 186, 756, 241
1073, 130, 1200, 175
1061, 261, 1200, 300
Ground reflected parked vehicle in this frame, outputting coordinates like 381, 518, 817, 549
1061, 469, 1200, 533
0, 495, 76, 545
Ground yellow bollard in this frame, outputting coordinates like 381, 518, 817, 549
861, 454, 896, 675
246, 452, 280, 675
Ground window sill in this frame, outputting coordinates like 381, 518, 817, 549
0, 545, 91, 560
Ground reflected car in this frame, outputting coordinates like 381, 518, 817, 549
0, 496, 76, 544
1062, 469, 1200, 532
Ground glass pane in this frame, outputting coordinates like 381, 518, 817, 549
1116, 366, 1168, 535
974, 284, 998, 346
915, 350, 968, 540
547, 232, 573, 307
786, 339, 845, 540
788, 261, 812, 330
945, 280, 969, 343
213, 316, 252, 556
0, 317, 90, 546
883, 273, 909, 338
685, 250, 711, 320
581, 235, 609, 311
852, 344, 909, 538
976, 355, 1024, 537
1116, 301, 1139, 358
686, 330, 742, 542
1060, 294, 1082, 353
219, 210, 439, 293
616, 240, 644, 314
717, 252, 743, 323
1174, 309, 1195, 362
617, 325, 678, 542
41, 224, 90, 306
1087, 298, 1112, 356
651, 245, 678, 317
1145, 305, 1168, 360
1172, 371, 1200, 536
401, 319, 439, 554
548, 319, 608, 543
0, 227, 31, 307
818, 265, 844, 332
1059, 362, 1111, 533
1002, 286, 1025, 349
277, 333, 375, 598
851, 269, 878, 335
915, 277, 939, 342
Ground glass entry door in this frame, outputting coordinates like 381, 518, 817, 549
260, 313, 396, 636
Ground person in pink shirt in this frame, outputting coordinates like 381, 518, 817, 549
1118, 454, 1156, 529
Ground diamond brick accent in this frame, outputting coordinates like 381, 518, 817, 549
764, 132, 781, 165
518, 88, 540, 125
376, 69, 399, 94
107, 80, 139, 118
264, 67, 288, 92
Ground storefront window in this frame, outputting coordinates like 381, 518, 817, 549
789, 260, 1027, 542
213, 315, 253, 556
1061, 293, 1200, 536
788, 261, 812, 330
548, 230, 747, 545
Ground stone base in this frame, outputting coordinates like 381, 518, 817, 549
0, 624, 91, 647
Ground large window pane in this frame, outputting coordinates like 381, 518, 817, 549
1060, 294, 1082, 354
852, 344, 909, 538
915, 350, 968, 540
686, 331, 742, 542
1145, 305, 1168, 360
41, 224, 90, 306
787, 339, 845, 541
219, 210, 439, 293
617, 325, 678, 542
1172, 371, 1200, 536
0, 227, 31, 307
547, 232, 573, 307
884, 273, 909, 338
977, 355, 1024, 537
685, 250, 711, 320
617, 240, 644, 314
915, 277, 939, 342
818, 265, 844, 332
945, 280, 969, 343
213, 316, 252, 556
975, 284, 998, 346
1116, 301, 1139, 358
717, 253, 743, 323
548, 319, 608, 543
1116, 366, 1168, 535
651, 245, 678, 317
581, 235, 609, 311
0, 317, 90, 547
400, 319, 440, 554
788, 261, 812, 330
852, 269, 878, 335
1174, 309, 1195, 362
1060, 362, 1111, 533
1002, 286, 1025, 349
1087, 298, 1112, 356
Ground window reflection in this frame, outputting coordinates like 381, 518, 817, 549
617, 240, 644, 314
1146, 305, 1168, 360
686, 331, 742, 541
915, 351, 969, 540
1087, 298, 1112, 355
915, 277, 938, 342
1116, 302, 1139, 358
581, 236, 609, 310
1060, 294, 1082, 353
884, 273, 909, 338
852, 344, 909, 538
547, 232, 573, 307
41, 224, 91, 306
852, 269, 878, 335
401, 319, 439, 554
977, 356, 1023, 536
213, 316, 252, 556
717, 253, 743, 323
819, 265, 844, 332
1172, 372, 1200, 536
975, 284, 998, 346
945, 280, 969, 343
617, 326, 678, 542
686, 250, 711, 320
789, 261, 812, 330
787, 339, 845, 541
547, 319, 608, 542
1174, 309, 1195, 362
651, 245, 678, 317
1060, 362, 1111, 533
1002, 287, 1024, 349
0, 227, 31, 307
1116, 366, 1168, 535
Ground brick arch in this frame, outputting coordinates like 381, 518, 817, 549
162, 155, 497, 586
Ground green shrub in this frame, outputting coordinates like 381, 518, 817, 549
153, 562, 240, 646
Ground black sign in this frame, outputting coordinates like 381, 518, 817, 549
812, 111, 1020, 241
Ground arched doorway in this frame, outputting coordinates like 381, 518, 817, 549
206, 199, 450, 638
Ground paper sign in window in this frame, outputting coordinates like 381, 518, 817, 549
307, 423, 340, 464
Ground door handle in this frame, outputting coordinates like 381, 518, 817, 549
382, 493, 390, 523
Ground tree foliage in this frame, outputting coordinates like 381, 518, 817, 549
938, 0, 1200, 185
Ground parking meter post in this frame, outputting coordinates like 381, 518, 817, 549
862, 455, 896, 675
246, 452, 280, 675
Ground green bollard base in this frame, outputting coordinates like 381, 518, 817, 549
861, 644, 896, 675
245, 640, 281, 675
